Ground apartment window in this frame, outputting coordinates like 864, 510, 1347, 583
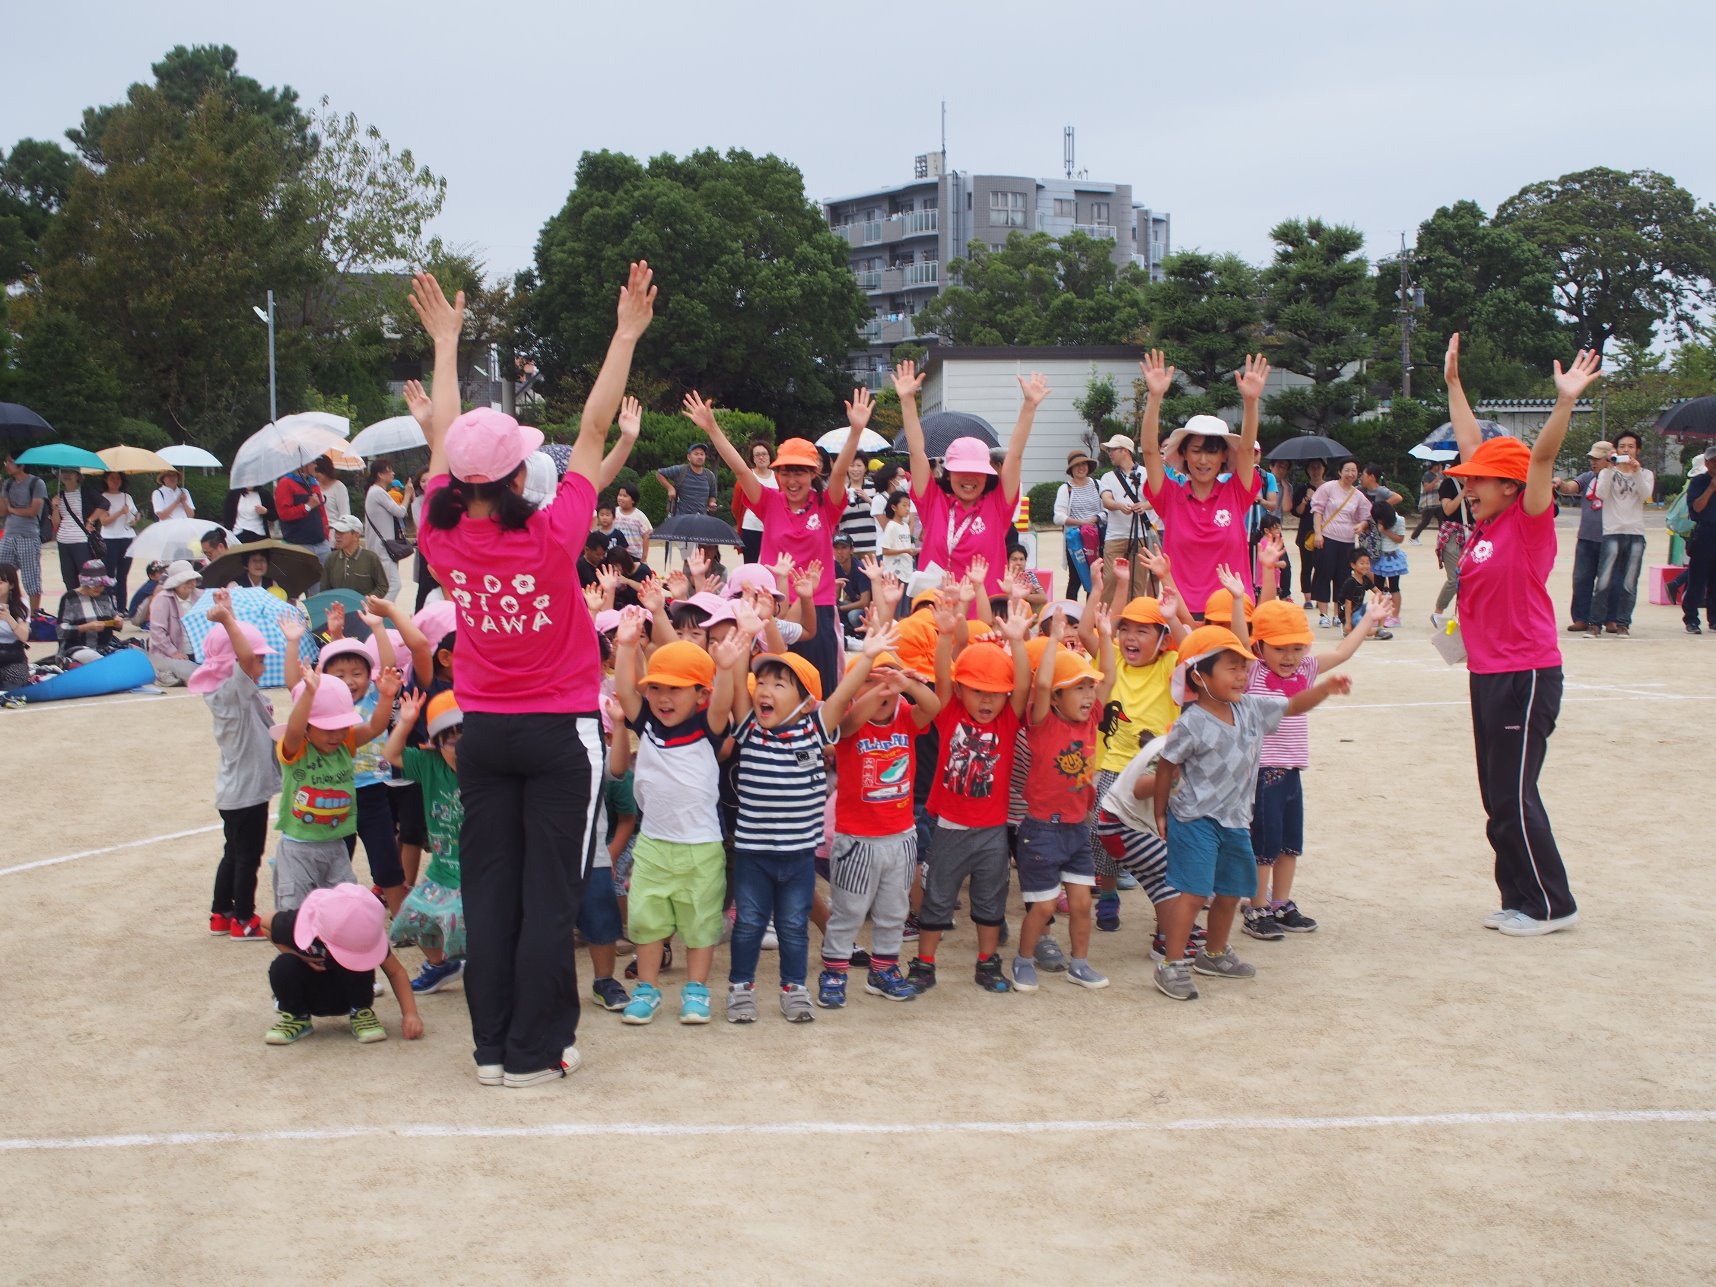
1053, 198, 1075, 218
988, 191, 1026, 227
1090, 201, 1110, 224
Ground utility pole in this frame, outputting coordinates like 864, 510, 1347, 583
1396, 235, 1416, 401
251, 290, 278, 425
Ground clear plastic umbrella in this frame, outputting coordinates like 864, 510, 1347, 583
230, 420, 353, 489
348, 415, 426, 458
816, 426, 890, 454
127, 518, 233, 566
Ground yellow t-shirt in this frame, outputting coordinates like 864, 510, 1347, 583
1098, 650, 1179, 772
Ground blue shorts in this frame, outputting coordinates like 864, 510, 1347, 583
1249, 767, 1304, 866
1015, 817, 1096, 900
576, 867, 624, 946
1165, 815, 1256, 899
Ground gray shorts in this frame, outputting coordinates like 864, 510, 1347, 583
273, 835, 356, 911
919, 822, 1010, 931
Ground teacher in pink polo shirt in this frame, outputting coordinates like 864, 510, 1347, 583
684, 386, 874, 697
1138, 350, 1270, 615
409, 261, 655, 1087
1444, 332, 1601, 939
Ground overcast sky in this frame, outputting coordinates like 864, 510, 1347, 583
6, 0, 1712, 283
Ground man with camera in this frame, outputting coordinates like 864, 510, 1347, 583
1556, 439, 1613, 633
1586, 430, 1653, 637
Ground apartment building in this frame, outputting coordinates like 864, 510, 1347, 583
825, 154, 1168, 386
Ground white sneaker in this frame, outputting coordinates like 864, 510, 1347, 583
476, 1064, 504, 1086
1482, 909, 1518, 930
1318, 615, 1333, 628
1410, 537, 1422, 546
502, 1045, 582, 1087
1496, 910, 1579, 937
761, 920, 778, 951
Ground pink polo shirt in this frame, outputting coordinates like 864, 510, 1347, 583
912, 481, 1016, 597
755, 485, 847, 606
418, 471, 601, 714
1145, 472, 1262, 613
1458, 500, 1561, 675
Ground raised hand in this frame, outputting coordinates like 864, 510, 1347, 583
891, 360, 925, 398
1443, 333, 1462, 387
376, 666, 404, 702
733, 597, 764, 636
1215, 563, 1247, 599
931, 591, 961, 634
665, 569, 690, 601
1159, 584, 1180, 621
207, 588, 234, 625
710, 629, 750, 671
1235, 353, 1270, 402
596, 565, 620, 595
1553, 349, 1603, 401
1258, 533, 1286, 571
1047, 606, 1067, 643
999, 597, 1032, 642
280, 610, 306, 645
747, 586, 777, 623
845, 387, 875, 430
1006, 569, 1031, 601
794, 560, 822, 599
697, 571, 725, 596
396, 690, 425, 725
1140, 349, 1175, 399
770, 553, 796, 586
965, 555, 989, 591
1018, 372, 1051, 408
615, 261, 656, 342
324, 601, 346, 640
863, 619, 901, 657
1364, 590, 1389, 630
407, 272, 465, 347
681, 391, 720, 436
859, 554, 885, 582
1141, 548, 1172, 582
1092, 602, 1113, 639
638, 575, 666, 615
582, 584, 605, 614
403, 379, 432, 429
363, 594, 397, 621
617, 395, 643, 439
614, 605, 646, 646
875, 570, 903, 614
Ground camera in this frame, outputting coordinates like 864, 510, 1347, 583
1610, 454, 1630, 464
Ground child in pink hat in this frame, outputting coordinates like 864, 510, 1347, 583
260, 881, 424, 1046
192, 589, 278, 941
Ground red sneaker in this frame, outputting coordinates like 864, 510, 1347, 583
229, 915, 266, 941
209, 913, 232, 935
370, 885, 385, 904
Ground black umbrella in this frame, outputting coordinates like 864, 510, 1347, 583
654, 513, 743, 547
0, 402, 54, 436
200, 539, 325, 600
1656, 396, 1716, 438
892, 410, 1000, 459
1266, 435, 1352, 463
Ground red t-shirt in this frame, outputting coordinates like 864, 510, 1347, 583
1144, 471, 1261, 613
417, 470, 602, 714
833, 699, 918, 837
1023, 709, 1101, 825
927, 700, 1021, 828
1458, 500, 1562, 675
912, 482, 1015, 597
755, 485, 846, 606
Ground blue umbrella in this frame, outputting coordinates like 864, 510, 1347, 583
14, 442, 108, 470
1411, 420, 1510, 462
0, 403, 54, 436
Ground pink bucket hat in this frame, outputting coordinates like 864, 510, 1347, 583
187, 623, 274, 694
294, 882, 389, 972
445, 407, 545, 484
725, 563, 786, 599
271, 677, 362, 739
941, 436, 997, 476
684, 590, 736, 627
315, 637, 375, 675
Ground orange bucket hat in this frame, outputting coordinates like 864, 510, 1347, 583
639, 641, 716, 689
771, 439, 821, 471
1250, 600, 1314, 646
752, 651, 823, 702
1445, 437, 1531, 483
952, 641, 1016, 693
1049, 649, 1102, 689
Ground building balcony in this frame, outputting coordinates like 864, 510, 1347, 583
905, 261, 939, 286
854, 269, 882, 290
1072, 223, 1117, 241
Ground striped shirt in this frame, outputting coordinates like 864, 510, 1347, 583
1249, 655, 1318, 769
838, 486, 879, 555
733, 709, 837, 852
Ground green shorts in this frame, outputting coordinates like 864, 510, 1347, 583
627, 835, 728, 949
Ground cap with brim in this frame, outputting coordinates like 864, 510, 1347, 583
771, 439, 820, 471
1050, 649, 1103, 690
294, 883, 389, 972
329, 514, 363, 534
1161, 415, 1238, 471
752, 651, 823, 702
1445, 437, 1530, 484
444, 407, 545, 484
640, 640, 715, 689
847, 650, 902, 674
942, 437, 997, 477
187, 622, 274, 694
1586, 440, 1614, 459
1102, 434, 1135, 452
725, 564, 787, 599
425, 691, 463, 739
161, 560, 201, 591
1065, 449, 1096, 474
683, 590, 736, 628
1037, 598, 1083, 626
271, 677, 363, 739
316, 637, 375, 675
1250, 600, 1314, 647
1118, 596, 1167, 628
952, 640, 1016, 693
594, 607, 652, 634
1201, 587, 1255, 626
1025, 635, 1054, 675
1170, 625, 1255, 705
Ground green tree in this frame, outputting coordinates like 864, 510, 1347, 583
1496, 167, 1716, 354
5, 310, 124, 446
1672, 325, 1716, 387
915, 231, 1149, 347
524, 148, 866, 427
1139, 250, 1261, 424
1261, 218, 1376, 431
1071, 368, 1119, 455
0, 138, 76, 285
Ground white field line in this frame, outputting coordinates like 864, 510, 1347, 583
5, 690, 197, 712
0, 825, 221, 878
2, 1108, 1712, 1154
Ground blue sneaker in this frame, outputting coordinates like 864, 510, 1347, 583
1115, 870, 1140, 891
621, 981, 662, 1025
591, 976, 630, 1011
679, 981, 711, 1024
816, 969, 847, 1009
864, 964, 917, 1002
410, 958, 465, 994
1096, 893, 1121, 932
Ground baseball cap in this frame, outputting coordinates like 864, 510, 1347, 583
1250, 600, 1314, 647
316, 637, 374, 675
445, 407, 545, 484
640, 640, 715, 689
329, 514, 363, 534
1118, 596, 1167, 628
1102, 434, 1135, 452
1050, 649, 1102, 690
1445, 437, 1530, 483
771, 439, 820, 470
294, 883, 389, 972
1170, 625, 1255, 706
752, 651, 823, 701
426, 691, 463, 739
952, 640, 1015, 693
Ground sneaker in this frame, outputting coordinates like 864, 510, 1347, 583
624, 941, 672, 979
209, 912, 233, 936
779, 984, 815, 1022
815, 969, 847, 1009
679, 981, 712, 1024
975, 955, 1012, 993
1096, 894, 1121, 933
411, 957, 465, 994
1384, 615, 1401, 627
1373, 628, 1394, 640
476, 1064, 504, 1086
726, 982, 758, 1023
1149, 932, 1199, 962
1688, 623, 1703, 635
1318, 614, 1333, 628
264, 1010, 312, 1045
1410, 536, 1422, 545
1566, 621, 1588, 633
1154, 960, 1198, 1001
1496, 910, 1580, 937
228, 915, 267, 941
1605, 623, 1629, 636
864, 965, 917, 1002
1274, 901, 1318, 933
591, 976, 630, 1011
906, 957, 937, 993
1483, 908, 1518, 930
1033, 936, 1069, 972
504, 1046, 581, 1088
1066, 959, 1109, 989
901, 914, 920, 941
621, 981, 662, 1025
349, 1007, 388, 1043
848, 948, 871, 970
1010, 956, 1040, 992
1192, 945, 1257, 980
1243, 907, 1285, 941
761, 920, 778, 951
1115, 870, 1140, 891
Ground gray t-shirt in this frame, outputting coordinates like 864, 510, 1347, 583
1595, 466, 1653, 537
1161, 693, 1288, 829
1572, 470, 1604, 543
3, 476, 46, 538
206, 669, 280, 810
659, 463, 718, 516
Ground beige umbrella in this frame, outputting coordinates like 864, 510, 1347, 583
81, 444, 175, 475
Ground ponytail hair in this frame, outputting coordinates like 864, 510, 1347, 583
424, 465, 534, 533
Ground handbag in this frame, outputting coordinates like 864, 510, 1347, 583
368, 511, 414, 562
1311, 487, 1357, 549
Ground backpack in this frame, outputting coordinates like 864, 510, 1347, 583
1665, 484, 1695, 539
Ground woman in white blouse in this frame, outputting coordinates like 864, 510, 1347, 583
738, 437, 777, 565
91, 471, 139, 604
152, 471, 195, 521
222, 485, 273, 543
362, 460, 415, 600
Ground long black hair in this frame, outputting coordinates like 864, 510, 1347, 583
365, 460, 395, 491
424, 465, 534, 533
0, 561, 23, 618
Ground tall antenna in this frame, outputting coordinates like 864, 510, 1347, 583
941, 99, 947, 171
1064, 126, 1075, 179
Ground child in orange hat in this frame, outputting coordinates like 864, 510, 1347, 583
1152, 626, 1351, 1001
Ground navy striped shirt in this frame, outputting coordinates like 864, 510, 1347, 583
733, 710, 836, 852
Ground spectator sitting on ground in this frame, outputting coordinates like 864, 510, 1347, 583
149, 560, 203, 686
129, 561, 167, 624
57, 558, 124, 656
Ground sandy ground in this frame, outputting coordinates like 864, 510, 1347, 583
3, 523, 1714, 1286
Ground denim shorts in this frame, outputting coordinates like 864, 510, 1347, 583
576, 865, 624, 946
1249, 767, 1304, 865
1165, 814, 1256, 898
1015, 817, 1096, 900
